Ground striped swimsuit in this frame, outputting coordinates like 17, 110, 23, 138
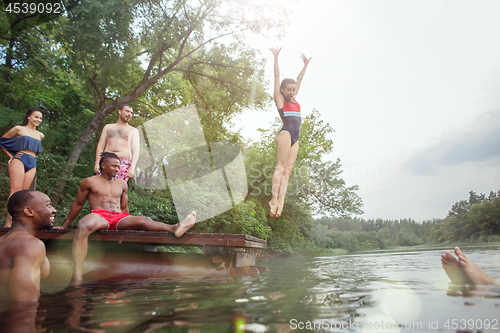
278, 98, 301, 146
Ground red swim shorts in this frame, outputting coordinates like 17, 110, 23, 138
92, 209, 130, 231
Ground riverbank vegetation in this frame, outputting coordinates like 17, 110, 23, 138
308, 191, 500, 254
0, 0, 362, 253
1, 1, 498, 256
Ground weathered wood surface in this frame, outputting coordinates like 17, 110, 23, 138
0, 228, 267, 249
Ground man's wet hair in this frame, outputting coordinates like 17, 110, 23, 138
99, 152, 120, 172
7, 190, 37, 219
118, 104, 132, 111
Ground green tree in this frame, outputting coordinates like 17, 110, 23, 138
448, 190, 498, 219
467, 198, 500, 237
243, 109, 362, 252
0, 0, 287, 227
310, 223, 330, 247
51, 0, 288, 203
433, 190, 500, 242
0, 0, 74, 82
246, 109, 363, 218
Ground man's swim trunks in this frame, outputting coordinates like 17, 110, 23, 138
116, 158, 132, 182
278, 98, 301, 146
97, 157, 132, 182
92, 209, 130, 231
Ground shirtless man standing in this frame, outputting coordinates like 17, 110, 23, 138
0, 190, 56, 301
62, 152, 196, 283
94, 104, 140, 181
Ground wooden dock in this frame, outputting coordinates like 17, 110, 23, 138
0, 228, 268, 280
0, 228, 267, 249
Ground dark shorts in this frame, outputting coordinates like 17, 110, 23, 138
92, 209, 130, 231
13, 152, 37, 172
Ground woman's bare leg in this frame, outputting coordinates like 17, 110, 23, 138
23, 167, 36, 189
276, 141, 299, 217
4, 159, 26, 227
270, 131, 292, 217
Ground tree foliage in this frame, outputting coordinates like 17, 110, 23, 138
310, 216, 438, 251
431, 191, 500, 243
308, 190, 500, 252
246, 109, 363, 218
50, 0, 288, 203
0, 0, 365, 255
242, 109, 363, 252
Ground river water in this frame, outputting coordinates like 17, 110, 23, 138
3, 246, 500, 332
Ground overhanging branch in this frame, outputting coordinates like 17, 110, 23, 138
136, 99, 163, 116
303, 188, 340, 213
175, 68, 250, 93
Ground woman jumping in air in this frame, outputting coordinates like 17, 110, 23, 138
0, 109, 44, 227
269, 47, 311, 218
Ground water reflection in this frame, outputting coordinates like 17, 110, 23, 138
1, 247, 499, 332
0, 301, 41, 332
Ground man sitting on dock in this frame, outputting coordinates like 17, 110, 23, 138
0, 190, 56, 301
61, 152, 196, 283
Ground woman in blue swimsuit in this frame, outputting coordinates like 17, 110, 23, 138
0, 109, 44, 227
269, 47, 311, 218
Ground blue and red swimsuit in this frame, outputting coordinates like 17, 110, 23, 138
278, 98, 301, 146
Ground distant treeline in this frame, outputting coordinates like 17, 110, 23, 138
311, 216, 439, 252
431, 191, 500, 243
311, 190, 500, 252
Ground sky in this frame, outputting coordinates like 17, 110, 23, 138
232, 0, 500, 221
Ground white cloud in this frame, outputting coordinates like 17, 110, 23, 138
405, 110, 500, 175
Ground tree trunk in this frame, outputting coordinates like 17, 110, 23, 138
50, 78, 163, 204
51, 100, 121, 204
2, 38, 15, 82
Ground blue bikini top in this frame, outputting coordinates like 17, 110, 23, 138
0, 136, 42, 155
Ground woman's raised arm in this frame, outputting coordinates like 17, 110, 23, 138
270, 47, 284, 109
295, 53, 312, 98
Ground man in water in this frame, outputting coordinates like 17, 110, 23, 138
441, 247, 498, 285
62, 152, 196, 283
94, 104, 140, 182
0, 190, 56, 301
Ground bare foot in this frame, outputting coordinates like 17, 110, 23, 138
441, 250, 471, 284
275, 202, 283, 218
175, 211, 196, 237
269, 201, 278, 217
454, 247, 497, 285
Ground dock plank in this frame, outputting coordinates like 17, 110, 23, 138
0, 228, 267, 249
